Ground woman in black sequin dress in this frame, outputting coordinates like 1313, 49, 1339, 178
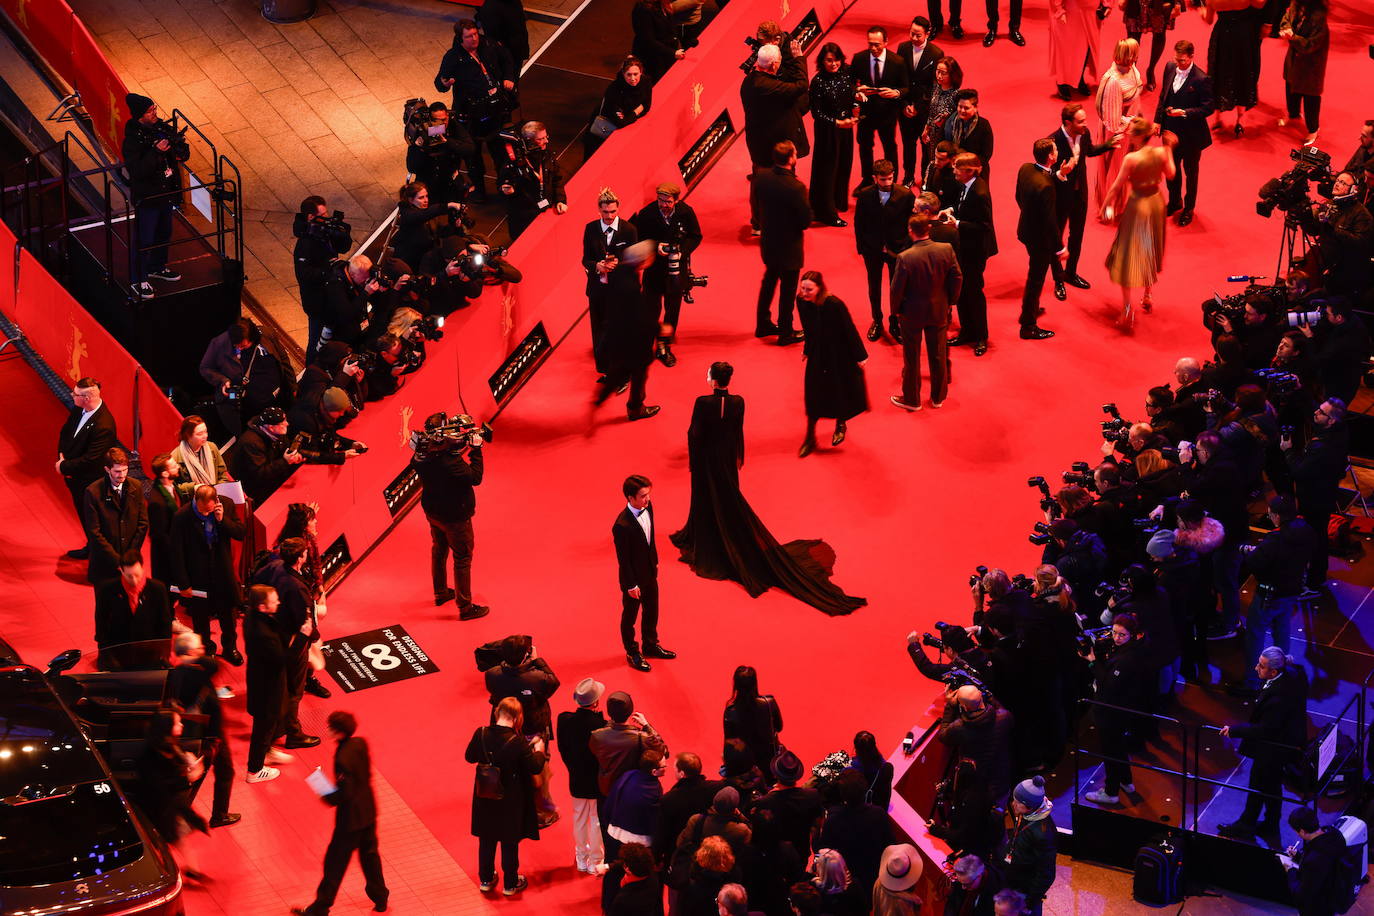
807, 42, 858, 227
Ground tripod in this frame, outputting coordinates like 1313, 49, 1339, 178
1274, 214, 1316, 286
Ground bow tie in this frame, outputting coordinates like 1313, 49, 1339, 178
632, 507, 647, 517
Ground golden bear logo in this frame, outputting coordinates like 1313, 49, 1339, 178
398, 405, 413, 448
501, 291, 515, 338
68, 326, 88, 381
691, 82, 704, 119
781, 0, 790, 20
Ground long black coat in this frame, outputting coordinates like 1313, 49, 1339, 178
82, 478, 148, 584
168, 498, 244, 610
326, 736, 379, 831
1230, 666, 1309, 764
244, 608, 289, 718
631, 1, 680, 81
798, 295, 868, 420
93, 577, 173, 648
754, 166, 810, 269
1280, 3, 1328, 96
465, 724, 546, 842
740, 55, 810, 165
143, 480, 183, 582
556, 706, 607, 800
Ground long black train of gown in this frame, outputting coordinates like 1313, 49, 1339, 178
669, 389, 867, 615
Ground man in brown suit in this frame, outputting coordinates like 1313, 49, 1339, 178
889, 213, 962, 410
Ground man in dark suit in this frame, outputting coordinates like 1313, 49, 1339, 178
890, 213, 962, 410
143, 453, 183, 582
1015, 140, 1068, 341
94, 551, 173, 653
613, 474, 676, 671
56, 377, 118, 559
1218, 648, 1308, 838
557, 678, 610, 873
82, 447, 147, 585
1050, 103, 1117, 291
753, 141, 811, 345
1155, 40, 1213, 227
631, 182, 703, 367
292, 711, 389, 916
741, 39, 808, 230
169, 484, 245, 665
896, 17, 945, 186
854, 160, 916, 342
250, 538, 322, 752
851, 27, 909, 190
943, 90, 994, 181
582, 190, 642, 377
941, 153, 996, 355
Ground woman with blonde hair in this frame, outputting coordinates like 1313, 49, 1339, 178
1101, 117, 1176, 327
1094, 39, 1143, 211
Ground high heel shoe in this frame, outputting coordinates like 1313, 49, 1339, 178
832, 425, 847, 447
1141, 293, 1152, 313
1234, 123, 1245, 137
798, 439, 816, 458
1120, 301, 1135, 329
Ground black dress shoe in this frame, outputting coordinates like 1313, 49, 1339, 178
643, 644, 677, 659
304, 675, 332, 699
1177, 209, 1194, 227
754, 323, 779, 337
1009, 29, 1025, 46
221, 648, 244, 667
929, 24, 942, 39
627, 651, 651, 672
973, 341, 988, 356
1217, 820, 1257, 838
951, 24, 965, 39
982, 30, 996, 46
866, 321, 882, 342
947, 335, 970, 347
66, 547, 90, 559
827, 218, 847, 227
1066, 274, 1091, 289
1019, 326, 1055, 340
798, 439, 815, 458
459, 604, 491, 621
209, 812, 241, 828
283, 734, 322, 749
660, 345, 677, 367
1057, 84, 1073, 100
1054, 281, 1067, 301
777, 330, 805, 346
628, 405, 661, 421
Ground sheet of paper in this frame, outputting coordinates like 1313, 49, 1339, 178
215, 481, 245, 504
305, 766, 336, 797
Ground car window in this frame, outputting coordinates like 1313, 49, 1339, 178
0, 781, 144, 884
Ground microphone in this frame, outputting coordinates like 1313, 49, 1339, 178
1226, 275, 1268, 283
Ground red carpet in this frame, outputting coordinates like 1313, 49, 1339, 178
4, 1, 1374, 913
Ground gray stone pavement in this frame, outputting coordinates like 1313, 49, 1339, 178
68, 0, 560, 351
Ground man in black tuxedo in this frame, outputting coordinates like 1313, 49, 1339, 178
292, 711, 389, 916
613, 474, 676, 672
1155, 40, 1213, 227
851, 27, 909, 190
941, 153, 996, 355
582, 190, 642, 377
56, 377, 118, 559
896, 17, 945, 186
631, 182, 703, 368
1050, 103, 1117, 291
741, 38, 808, 230
854, 160, 915, 342
1015, 140, 1067, 341
169, 485, 245, 664
943, 90, 994, 182
1217, 648, 1308, 838
94, 551, 173, 653
754, 141, 811, 345
82, 447, 147, 585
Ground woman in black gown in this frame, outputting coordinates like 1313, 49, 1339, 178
796, 271, 868, 457
808, 42, 858, 227
669, 361, 866, 615
1203, 0, 1268, 135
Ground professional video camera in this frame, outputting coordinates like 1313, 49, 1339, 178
741, 30, 791, 73
1101, 403, 1131, 444
1028, 476, 1060, 519
1076, 625, 1115, 658
303, 209, 351, 243
1254, 367, 1303, 403
1257, 145, 1336, 219
297, 428, 367, 456
409, 414, 494, 451
1201, 282, 1290, 332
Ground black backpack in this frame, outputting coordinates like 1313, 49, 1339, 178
1132, 834, 1184, 906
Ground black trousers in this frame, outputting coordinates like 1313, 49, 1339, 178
429, 516, 475, 607
810, 121, 854, 222
1239, 755, 1285, 826
643, 273, 683, 340
1167, 144, 1202, 213
305, 824, 388, 914
247, 693, 282, 773
457, 129, 506, 195
597, 366, 648, 413
184, 595, 239, 655
1099, 721, 1134, 793
928, 0, 963, 29
190, 735, 234, 818
134, 200, 174, 281
898, 114, 927, 182
1020, 244, 1063, 328
757, 266, 799, 333
986, 0, 1022, 29
588, 288, 610, 372
1055, 190, 1088, 275
1302, 510, 1332, 587
856, 116, 899, 187
280, 643, 309, 741
620, 581, 659, 651
956, 255, 989, 342
478, 837, 522, 888
1284, 88, 1321, 132
899, 319, 950, 404
861, 252, 896, 323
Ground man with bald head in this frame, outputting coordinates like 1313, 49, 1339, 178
933, 683, 1012, 856
170, 484, 246, 665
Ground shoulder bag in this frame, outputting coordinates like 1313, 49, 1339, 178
475, 727, 515, 800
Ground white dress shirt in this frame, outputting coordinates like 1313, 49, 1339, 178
73, 406, 98, 436
629, 503, 651, 543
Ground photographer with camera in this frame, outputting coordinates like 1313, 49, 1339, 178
320, 255, 383, 353
226, 407, 304, 504
361, 334, 417, 402
1144, 527, 1207, 683
199, 318, 289, 438
293, 197, 353, 360
1177, 432, 1248, 638
907, 600, 1023, 710
393, 182, 466, 277
499, 121, 568, 240
434, 20, 518, 203
1283, 397, 1348, 590
741, 26, 809, 232
1102, 564, 1179, 707
1298, 300, 1371, 405
1234, 495, 1316, 693
292, 388, 368, 465
1211, 296, 1283, 371
121, 94, 188, 299
293, 342, 367, 424
1040, 518, 1106, 603
1308, 171, 1373, 297
484, 636, 561, 826
1082, 613, 1153, 807
411, 411, 490, 620
405, 101, 476, 207
632, 182, 703, 367
930, 682, 1013, 858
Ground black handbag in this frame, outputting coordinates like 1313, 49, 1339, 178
475, 728, 514, 800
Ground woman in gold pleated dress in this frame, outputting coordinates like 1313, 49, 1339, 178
1101, 117, 1176, 327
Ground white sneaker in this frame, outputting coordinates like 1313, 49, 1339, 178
265, 748, 295, 765
136, 281, 155, 298
215, 685, 235, 699
245, 766, 279, 784
1084, 788, 1120, 805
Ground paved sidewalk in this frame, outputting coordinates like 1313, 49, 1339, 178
68, 0, 560, 350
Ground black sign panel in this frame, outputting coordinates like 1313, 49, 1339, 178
678, 110, 734, 190
383, 462, 421, 517
489, 321, 551, 404
321, 624, 440, 692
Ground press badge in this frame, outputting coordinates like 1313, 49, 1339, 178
536, 199, 551, 210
